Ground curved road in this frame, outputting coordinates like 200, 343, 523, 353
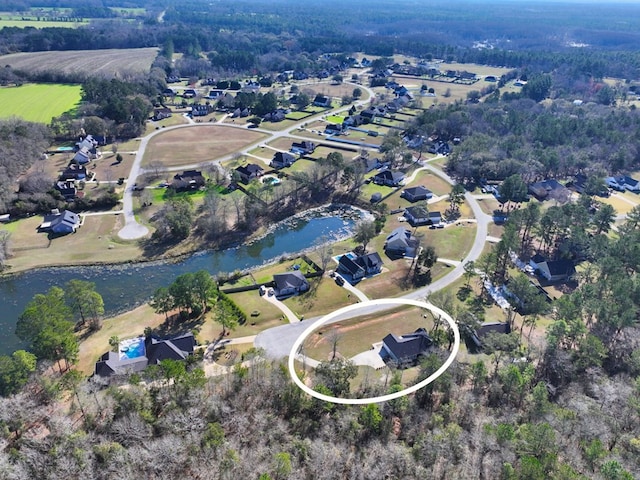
117, 82, 376, 239
111, 80, 495, 361
255, 161, 494, 358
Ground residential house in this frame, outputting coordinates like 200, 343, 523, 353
171, 170, 205, 192
272, 271, 309, 297
360, 106, 386, 122
263, 110, 286, 122
55, 180, 78, 200
235, 164, 264, 185
72, 147, 92, 165
379, 328, 434, 366
529, 254, 575, 282
191, 104, 211, 117
570, 174, 608, 196
208, 89, 224, 99
60, 164, 87, 181
242, 81, 260, 94
271, 152, 296, 169
153, 107, 172, 121
324, 123, 344, 134
95, 332, 195, 377
313, 94, 332, 107
40, 210, 81, 234
290, 141, 316, 155
75, 134, 98, 152
360, 157, 386, 173
183, 89, 197, 98
337, 252, 384, 282
403, 206, 430, 226
373, 170, 404, 187
528, 179, 571, 202
465, 322, 511, 354
605, 175, 640, 192
384, 227, 419, 257
400, 186, 433, 203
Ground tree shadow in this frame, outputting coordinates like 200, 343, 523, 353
152, 310, 206, 338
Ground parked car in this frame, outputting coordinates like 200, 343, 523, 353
335, 276, 345, 286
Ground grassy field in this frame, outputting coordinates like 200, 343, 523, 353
3, 214, 143, 274
304, 305, 434, 360
0, 83, 81, 123
283, 277, 359, 319
0, 48, 158, 79
142, 125, 268, 168
0, 19, 87, 28
77, 304, 166, 374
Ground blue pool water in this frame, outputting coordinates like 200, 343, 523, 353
119, 337, 146, 360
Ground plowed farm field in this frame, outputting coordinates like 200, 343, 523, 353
0, 47, 158, 78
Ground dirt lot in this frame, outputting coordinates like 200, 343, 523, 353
142, 125, 268, 168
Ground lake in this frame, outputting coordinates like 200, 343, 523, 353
0, 206, 359, 355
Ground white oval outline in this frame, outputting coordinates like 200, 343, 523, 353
288, 298, 460, 405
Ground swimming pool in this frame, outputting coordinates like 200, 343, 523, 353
119, 337, 146, 360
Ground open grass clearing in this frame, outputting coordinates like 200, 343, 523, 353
199, 293, 285, 342
421, 222, 477, 260
359, 182, 397, 203
436, 62, 512, 77
282, 277, 360, 320
281, 158, 317, 174
602, 193, 637, 215
142, 125, 268, 168
255, 119, 298, 131
0, 83, 81, 123
0, 48, 157, 78
144, 114, 191, 135
77, 304, 166, 374
285, 111, 311, 120
252, 257, 319, 284
4, 214, 143, 274
303, 305, 434, 360
266, 136, 296, 151
326, 115, 346, 124
0, 19, 87, 28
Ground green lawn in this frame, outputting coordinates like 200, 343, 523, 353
286, 111, 311, 120
0, 83, 81, 123
0, 19, 87, 28
326, 115, 345, 124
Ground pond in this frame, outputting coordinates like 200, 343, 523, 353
0, 206, 360, 355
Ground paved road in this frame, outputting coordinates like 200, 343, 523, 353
115, 82, 376, 239
256, 162, 493, 359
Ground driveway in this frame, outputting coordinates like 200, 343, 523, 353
254, 163, 494, 358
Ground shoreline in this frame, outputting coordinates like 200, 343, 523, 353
0, 203, 369, 279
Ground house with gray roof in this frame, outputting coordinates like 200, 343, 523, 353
373, 170, 405, 187
40, 210, 81, 234
272, 271, 309, 298
384, 227, 419, 257
400, 186, 433, 203
337, 252, 383, 282
271, 152, 296, 169
95, 332, 195, 377
380, 328, 433, 367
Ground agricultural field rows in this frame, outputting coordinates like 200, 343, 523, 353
0, 47, 158, 78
